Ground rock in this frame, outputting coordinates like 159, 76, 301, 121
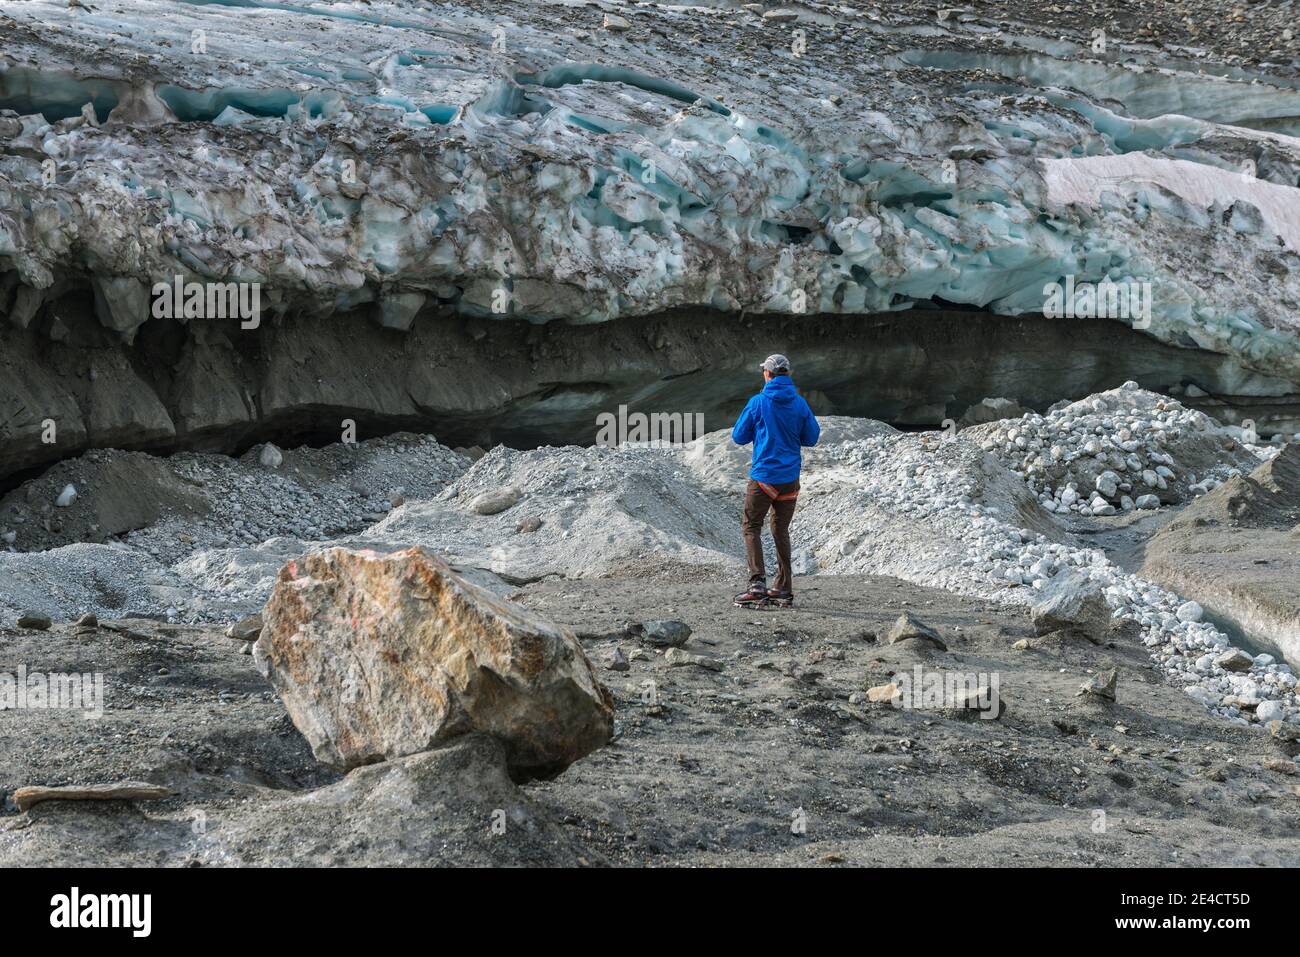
516, 515, 542, 533
865, 682, 899, 704
1263, 757, 1297, 775
74, 612, 97, 628
884, 613, 947, 650
1030, 571, 1111, 640
1216, 649, 1255, 673
664, 648, 723, 671
603, 12, 631, 30
763, 8, 800, 21
1257, 700, 1285, 723
606, 647, 630, 672
239, 642, 253, 655
470, 486, 520, 515
1269, 720, 1300, 743
958, 396, 1028, 427
1175, 600, 1204, 622
258, 443, 283, 469
255, 546, 614, 781
949, 686, 1006, 720
1011, 638, 1030, 651
16, 611, 52, 630
1135, 494, 1161, 509
225, 613, 264, 642
1076, 668, 1118, 702
55, 484, 77, 508
13, 782, 174, 812
629, 619, 692, 648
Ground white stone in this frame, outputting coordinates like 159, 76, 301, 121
1257, 700, 1285, 723
259, 443, 284, 469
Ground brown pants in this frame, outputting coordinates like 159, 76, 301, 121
742, 479, 800, 594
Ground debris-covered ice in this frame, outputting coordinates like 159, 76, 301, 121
970, 381, 1266, 513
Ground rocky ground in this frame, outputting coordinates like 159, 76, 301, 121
2, 383, 1300, 866
5, 565, 1300, 866
3, 0, 1300, 869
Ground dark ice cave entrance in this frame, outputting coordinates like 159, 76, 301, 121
1, 294, 1297, 485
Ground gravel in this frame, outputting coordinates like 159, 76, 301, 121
1, 385, 1296, 731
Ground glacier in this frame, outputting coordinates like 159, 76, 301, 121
1, 0, 1299, 475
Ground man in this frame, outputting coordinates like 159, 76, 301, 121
731, 354, 820, 607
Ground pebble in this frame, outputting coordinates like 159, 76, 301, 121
1216, 649, 1254, 673
470, 486, 520, 515
631, 619, 692, 648
1077, 669, 1118, 702
665, 648, 723, 671
1257, 700, 1285, 723
607, 647, 630, 672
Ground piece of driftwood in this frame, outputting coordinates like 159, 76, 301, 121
13, 782, 174, 812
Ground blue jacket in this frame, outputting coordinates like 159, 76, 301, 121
731, 375, 820, 483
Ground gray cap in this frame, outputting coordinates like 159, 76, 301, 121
760, 353, 791, 373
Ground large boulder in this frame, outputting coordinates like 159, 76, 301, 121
255, 547, 614, 781
1030, 571, 1113, 640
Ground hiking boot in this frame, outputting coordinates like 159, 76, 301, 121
765, 589, 794, 607
734, 581, 769, 605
